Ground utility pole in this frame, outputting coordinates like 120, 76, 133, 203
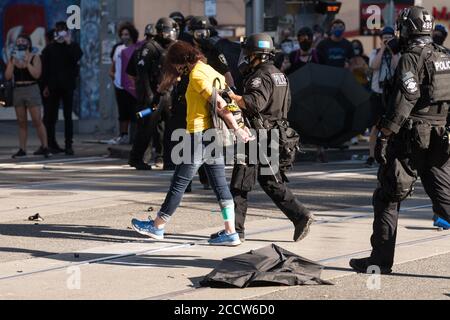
245, 0, 264, 36
78, 0, 133, 134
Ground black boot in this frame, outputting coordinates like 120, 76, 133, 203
65, 145, 74, 156
293, 213, 315, 242
349, 257, 392, 274
128, 160, 152, 171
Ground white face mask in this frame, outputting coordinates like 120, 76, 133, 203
55, 30, 68, 42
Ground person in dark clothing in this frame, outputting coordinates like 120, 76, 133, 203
226, 33, 315, 242
433, 24, 448, 48
282, 27, 326, 163
169, 11, 194, 44
350, 6, 450, 274
40, 28, 55, 138
126, 18, 178, 170
316, 19, 354, 68
41, 22, 83, 155
284, 27, 319, 75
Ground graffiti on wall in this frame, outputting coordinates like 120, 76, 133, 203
79, 0, 100, 120
0, 0, 100, 120
0, 0, 80, 61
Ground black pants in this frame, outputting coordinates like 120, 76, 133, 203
230, 164, 310, 237
129, 111, 157, 164
371, 127, 450, 268
45, 87, 74, 148
114, 88, 136, 122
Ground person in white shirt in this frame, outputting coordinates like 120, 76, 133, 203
108, 22, 139, 145
366, 27, 401, 167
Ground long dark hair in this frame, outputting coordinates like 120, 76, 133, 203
118, 22, 139, 44
159, 41, 206, 93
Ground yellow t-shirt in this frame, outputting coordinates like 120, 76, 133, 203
186, 61, 226, 133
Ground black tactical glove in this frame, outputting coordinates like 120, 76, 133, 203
375, 136, 389, 165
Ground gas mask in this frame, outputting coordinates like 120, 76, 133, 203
193, 29, 211, 48
159, 26, 179, 43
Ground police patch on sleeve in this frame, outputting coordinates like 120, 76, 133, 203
251, 77, 262, 89
271, 73, 288, 86
218, 54, 228, 66
402, 71, 418, 94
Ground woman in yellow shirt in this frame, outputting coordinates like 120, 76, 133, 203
131, 41, 251, 246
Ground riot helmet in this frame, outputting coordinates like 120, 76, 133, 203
155, 17, 179, 45
396, 6, 434, 41
238, 33, 275, 76
189, 16, 212, 47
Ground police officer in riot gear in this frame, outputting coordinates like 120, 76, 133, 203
189, 16, 235, 89
127, 17, 178, 170
350, 6, 450, 274
225, 33, 315, 242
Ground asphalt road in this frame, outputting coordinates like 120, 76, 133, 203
0, 138, 449, 299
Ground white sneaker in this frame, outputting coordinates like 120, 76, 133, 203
105, 136, 121, 145
117, 135, 129, 145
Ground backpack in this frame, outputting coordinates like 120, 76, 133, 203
210, 78, 234, 147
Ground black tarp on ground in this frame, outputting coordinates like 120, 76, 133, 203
200, 244, 332, 288
288, 63, 373, 148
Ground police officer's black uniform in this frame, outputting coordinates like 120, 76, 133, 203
350, 6, 450, 274
230, 34, 315, 242
127, 18, 177, 170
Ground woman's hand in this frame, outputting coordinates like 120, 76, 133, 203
235, 127, 255, 143
216, 95, 227, 111
24, 52, 32, 65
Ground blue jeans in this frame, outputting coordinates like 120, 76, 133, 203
158, 132, 234, 222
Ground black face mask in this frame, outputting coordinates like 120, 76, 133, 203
156, 34, 173, 46
433, 35, 446, 46
16, 44, 29, 51
299, 40, 312, 52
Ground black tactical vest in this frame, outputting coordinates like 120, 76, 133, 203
409, 43, 450, 122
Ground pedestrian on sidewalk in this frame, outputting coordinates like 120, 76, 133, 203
41, 21, 83, 156
131, 41, 252, 246
5, 34, 51, 159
